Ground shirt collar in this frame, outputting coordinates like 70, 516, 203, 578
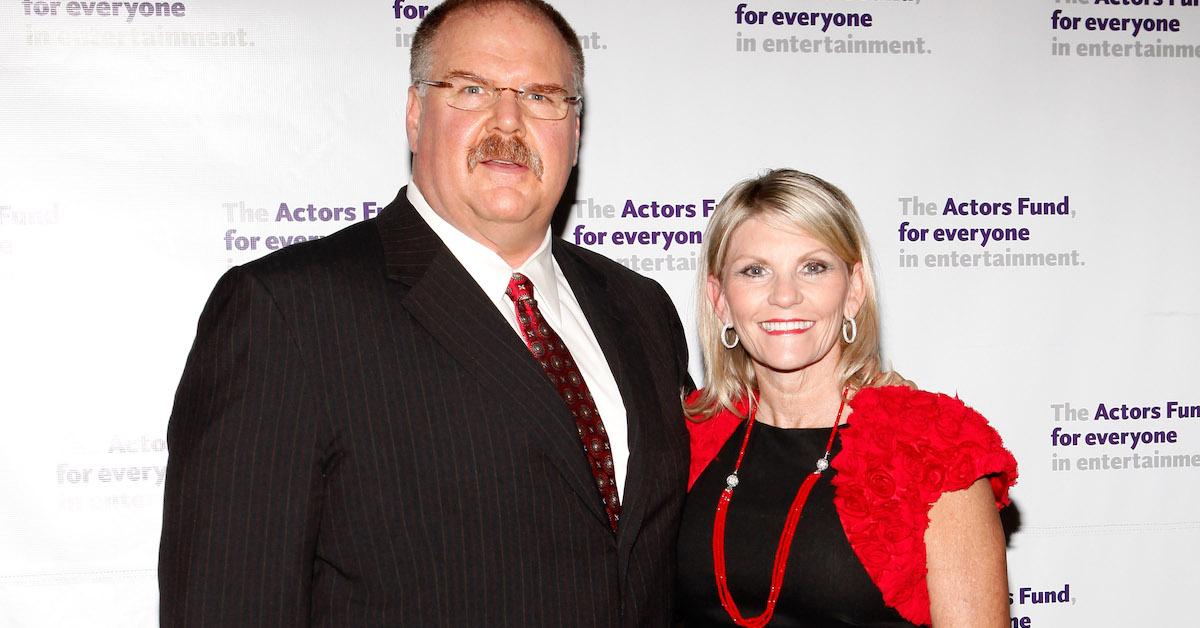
407, 181, 560, 318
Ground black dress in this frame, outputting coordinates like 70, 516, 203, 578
676, 420, 918, 627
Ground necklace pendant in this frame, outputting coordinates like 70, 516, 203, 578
815, 457, 829, 472
725, 473, 740, 489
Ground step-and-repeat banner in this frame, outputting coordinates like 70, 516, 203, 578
2, 1, 1197, 626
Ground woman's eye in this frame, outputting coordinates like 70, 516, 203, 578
738, 264, 767, 277
802, 261, 828, 275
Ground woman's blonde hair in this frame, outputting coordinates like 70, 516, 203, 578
688, 169, 905, 419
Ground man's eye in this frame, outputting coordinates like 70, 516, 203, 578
461, 84, 487, 95
524, 91, 551, 102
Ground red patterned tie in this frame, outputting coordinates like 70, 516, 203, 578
506, 273, 621, 531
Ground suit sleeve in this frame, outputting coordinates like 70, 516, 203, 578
159, 266, 325, 627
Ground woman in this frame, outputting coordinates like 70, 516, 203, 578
677, 169, 1017, 627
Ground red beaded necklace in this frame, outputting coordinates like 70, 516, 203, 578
712, 387, 850, 628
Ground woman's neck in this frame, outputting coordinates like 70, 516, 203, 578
754, 362, 847, 429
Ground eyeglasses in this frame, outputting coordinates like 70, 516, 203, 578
414, 76, 582, 121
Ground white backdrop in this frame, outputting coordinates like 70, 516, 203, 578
2, 1, 1198, 626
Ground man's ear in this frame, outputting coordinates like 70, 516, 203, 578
571, 114, 581, 167
406, 85, 422, 153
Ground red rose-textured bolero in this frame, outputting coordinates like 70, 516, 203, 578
686, 386, 1019, 626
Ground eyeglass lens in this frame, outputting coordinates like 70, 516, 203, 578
442, 78, 572, 120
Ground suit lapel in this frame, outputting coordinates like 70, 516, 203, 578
376, 190, 607, 526
554, 244, 670, 564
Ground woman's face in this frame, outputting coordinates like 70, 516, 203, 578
709, 216, 864, 378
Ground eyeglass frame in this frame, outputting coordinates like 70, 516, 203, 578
413, 75, 583, 120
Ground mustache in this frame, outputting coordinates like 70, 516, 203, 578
466, 134, 544, 179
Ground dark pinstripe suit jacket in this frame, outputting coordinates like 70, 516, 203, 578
159, 189, 692, 626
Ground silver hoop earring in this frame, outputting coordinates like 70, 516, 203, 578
721, 323, 739, 349
842, 316, 858, 344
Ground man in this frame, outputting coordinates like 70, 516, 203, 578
158, 0, 691, 625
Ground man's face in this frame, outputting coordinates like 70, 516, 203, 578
406, 5, 580, 252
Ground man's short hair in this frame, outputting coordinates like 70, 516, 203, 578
409, 0, 585, 97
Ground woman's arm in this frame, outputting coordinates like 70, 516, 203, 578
924, 477, 1010, 628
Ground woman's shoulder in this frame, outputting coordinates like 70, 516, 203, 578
849, 384, 971, 421
833, 385, 1019, 625
850, 387, 1006, 453
684, 389, 743, 425
841, 384, 1018, 506
684, 389, 746, 490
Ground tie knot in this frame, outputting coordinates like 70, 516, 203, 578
506, 273, 535, 303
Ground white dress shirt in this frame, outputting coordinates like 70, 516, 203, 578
407, 183, 630, 497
